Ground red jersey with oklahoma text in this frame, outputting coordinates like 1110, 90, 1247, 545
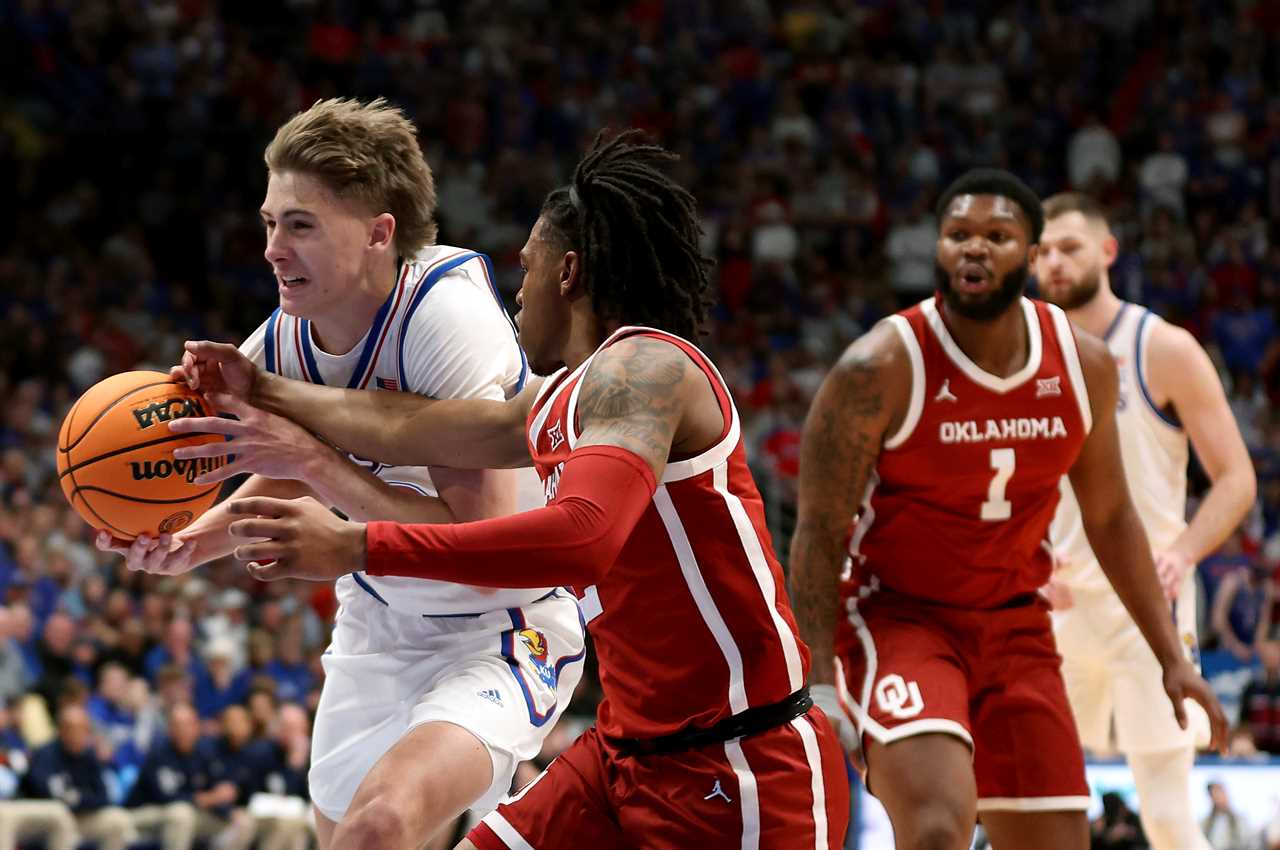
844, 296, 1092, 609
528, 326, 809, 740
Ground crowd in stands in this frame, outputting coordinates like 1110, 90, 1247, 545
2, 0, 1280, 846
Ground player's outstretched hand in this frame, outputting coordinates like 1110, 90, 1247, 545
1152, 550, 1192, 602
95, 530, 199, 576
172, 340, 258, 401
226, 495, 365, 582
169, 392, 330, 486
1162, 660, 1229, 754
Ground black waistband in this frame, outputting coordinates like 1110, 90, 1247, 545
610, 687, 813, 757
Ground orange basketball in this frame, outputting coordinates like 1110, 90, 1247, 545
56, 371, 227, 540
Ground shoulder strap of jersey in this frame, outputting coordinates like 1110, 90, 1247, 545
565, 327, 740, 483
394, 250, 528, 396
263, 308, 282, 375
1135, 309, 1182, 429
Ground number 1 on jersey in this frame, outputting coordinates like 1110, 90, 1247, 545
981, 448, 1015, 521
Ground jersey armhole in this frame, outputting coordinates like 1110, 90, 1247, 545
1135, 311, 1182, 430
1048, 305, 1093, 435
883, 316, 925, 450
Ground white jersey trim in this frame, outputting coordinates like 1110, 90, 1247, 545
480, 810, 536, 849
839, 603, 975, 749
1047, 303, 1092, 434
976, 796, 1091, 813
921, 297, 1042, 394
653, 484, 749, 714
662, 342, 741, 483
526, 367, 573, 449
712, 463, 805, 693
790, 716, 830, 850
1135, 310, 1182, 431
724, 739, 761, 850
883, 315, 925, 450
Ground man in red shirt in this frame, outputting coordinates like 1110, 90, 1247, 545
168, 131, 849, 849
787, 168, 1226, 850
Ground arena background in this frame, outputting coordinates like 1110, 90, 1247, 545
1, 1, 1279, 848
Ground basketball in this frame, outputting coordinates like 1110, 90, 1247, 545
56, 371, 227, 540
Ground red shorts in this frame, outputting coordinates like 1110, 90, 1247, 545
835, 590, 1088, 812
468, 707, 850, 849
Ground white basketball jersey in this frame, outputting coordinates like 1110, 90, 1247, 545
1051, 304, 1189, 592
240, 245, 552, 614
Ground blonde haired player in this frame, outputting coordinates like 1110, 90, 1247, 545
1037, 192, 1255, 850
98, 98, 585, 850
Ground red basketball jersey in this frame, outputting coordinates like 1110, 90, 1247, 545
527, 327, 809, 740
844, 296, 1092, 609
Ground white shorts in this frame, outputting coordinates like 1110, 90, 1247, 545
309, 576, 586, 822
1052, 573, 1208, 756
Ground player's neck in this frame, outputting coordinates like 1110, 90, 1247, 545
939, 299, 1030, 378
310, 258, 400, 355
1065, 282, 1124, 339
560, 306, 608, 371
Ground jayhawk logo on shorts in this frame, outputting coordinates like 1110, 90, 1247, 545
519, 628, 556, 687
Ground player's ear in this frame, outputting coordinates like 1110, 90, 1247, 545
560, 250, 581, 296
1026, 242, 1039, 266
368, 213, 396, 254
1101, 234, 1119, 269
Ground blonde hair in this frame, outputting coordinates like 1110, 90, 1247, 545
265, 97, 437, 254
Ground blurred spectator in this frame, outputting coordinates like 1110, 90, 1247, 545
85, 662, 145, 773
885, 196, 938, 305
128, 702, 254, 850
198, 638, 251, 719
0, 610, 30, 704
1091, 791, 1147, 850
1138, 134, 1189, 218
1212, 557, 1275, 661
1068, 114, 1122, 191
145, 617, 210, 696
245, 702, 311, 850
1202, 780, 1249, 850
1240, 640, 1280, 755
261, 624, 311, 706
208, 705, 262, 827
32, 611, 76, 709
19, 704, 136, 850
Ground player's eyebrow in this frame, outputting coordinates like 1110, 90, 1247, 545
259, 208, 314, 220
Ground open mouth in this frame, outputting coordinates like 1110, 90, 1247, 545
957, 263, 991, 291
279, 275, 308, 289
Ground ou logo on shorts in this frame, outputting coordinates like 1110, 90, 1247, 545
875, 674, 924, 719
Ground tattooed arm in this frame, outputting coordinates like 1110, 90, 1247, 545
575, 335, 721, 480
229, 336, 714, 584
789, 323, 908, 691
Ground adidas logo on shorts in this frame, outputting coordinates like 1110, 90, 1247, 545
478, 688, 504, 706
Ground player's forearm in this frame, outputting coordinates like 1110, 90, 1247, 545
365, 446, 654, 587
1168, 468, 1257, 563
298, 448, 455, 525
1087, 507, 1184, 667
183, 476, 312, 564
787, 525, 845, 687
255, 370, 522, 469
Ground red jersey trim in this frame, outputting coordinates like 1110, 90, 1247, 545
920, 298, 1043, 394
884, 314, 926, 450
1045, 304, 1092, 433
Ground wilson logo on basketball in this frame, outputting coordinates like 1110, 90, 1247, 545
129, 457, 223, 483
132, 398, 204, 429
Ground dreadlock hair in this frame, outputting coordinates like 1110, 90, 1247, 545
539, 129, 715, 340
936, 168, 1045, 243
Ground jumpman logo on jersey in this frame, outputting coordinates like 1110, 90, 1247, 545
934, 380, 958, 403
703, 779, 732, 803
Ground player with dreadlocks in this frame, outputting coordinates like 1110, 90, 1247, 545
168, 130, 851, 849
